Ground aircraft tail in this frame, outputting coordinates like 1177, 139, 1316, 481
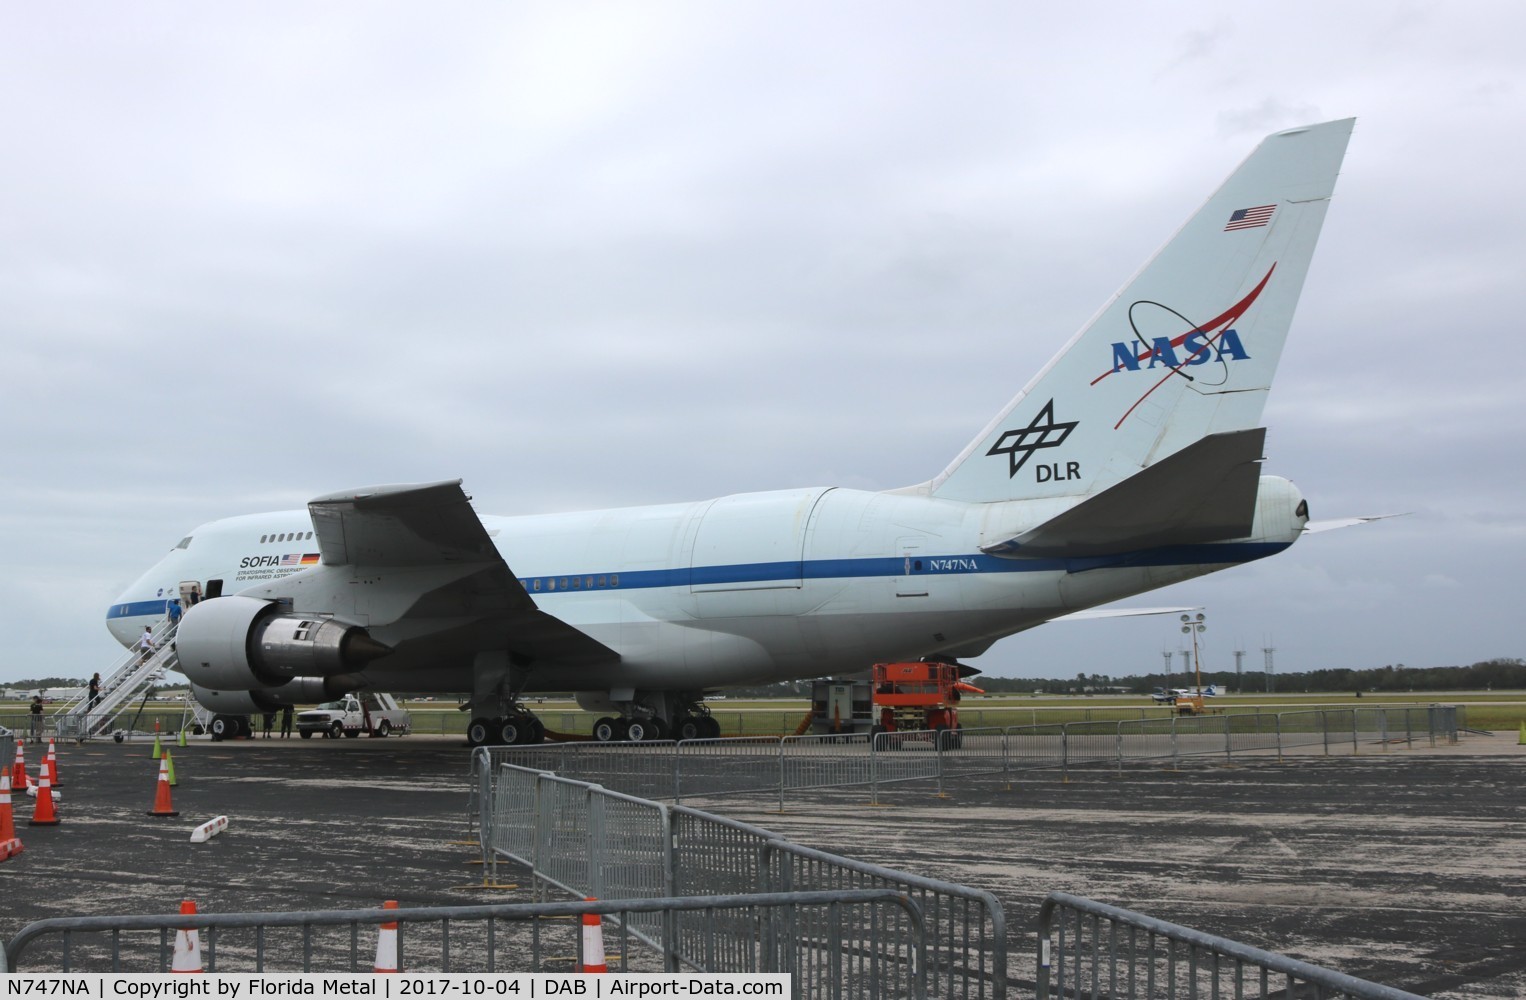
926, 119, 1354, 507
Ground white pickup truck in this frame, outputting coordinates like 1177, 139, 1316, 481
296, 693, 411, 739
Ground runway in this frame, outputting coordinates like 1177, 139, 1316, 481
2, 732, 1521, 996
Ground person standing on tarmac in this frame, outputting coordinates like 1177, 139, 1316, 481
280, 705, 294, 738
29, 695, 45, 744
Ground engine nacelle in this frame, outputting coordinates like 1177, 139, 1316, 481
187, 676, 361, 714
176, 595, 391, 692
187, 681, 284, 715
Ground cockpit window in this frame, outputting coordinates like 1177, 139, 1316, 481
175, 537, 193, 550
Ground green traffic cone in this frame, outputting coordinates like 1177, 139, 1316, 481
1518, 722, 1525, 746
177, 729, 188, 748
151, 733, 163, 759
165, 749, 176, 787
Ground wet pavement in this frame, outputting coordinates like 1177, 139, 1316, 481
1, 730, 1522, 995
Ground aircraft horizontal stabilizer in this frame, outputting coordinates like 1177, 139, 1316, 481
1303, 513, 1407, 534
1049, 605, 1199, 623
982, 428, 1266, 558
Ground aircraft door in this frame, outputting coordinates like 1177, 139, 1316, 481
895, 538, 929, 597
178, 581, 203, 608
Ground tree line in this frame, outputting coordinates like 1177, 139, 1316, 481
9, 658, 1522, 700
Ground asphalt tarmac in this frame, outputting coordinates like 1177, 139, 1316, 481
1, 731, 1521, 996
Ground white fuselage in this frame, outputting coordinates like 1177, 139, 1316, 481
108, 478, 1304, 693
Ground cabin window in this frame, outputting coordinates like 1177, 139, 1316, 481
532, 579, 541, 592
598, 576, 607, 588
260, 535, 267, 543
610, 574, 620, 588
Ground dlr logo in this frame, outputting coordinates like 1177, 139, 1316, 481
1036, 462, 1081, 483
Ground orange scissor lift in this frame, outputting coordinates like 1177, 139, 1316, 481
870, 661, 984, 748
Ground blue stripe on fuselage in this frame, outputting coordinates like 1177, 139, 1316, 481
104, 541, 1288, 621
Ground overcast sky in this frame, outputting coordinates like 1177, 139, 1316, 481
2, 3, 1522, 687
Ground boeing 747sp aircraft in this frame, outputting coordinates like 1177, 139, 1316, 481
108, 119, 1357, 745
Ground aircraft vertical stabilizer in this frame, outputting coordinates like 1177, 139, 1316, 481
927, 118, 1354, 504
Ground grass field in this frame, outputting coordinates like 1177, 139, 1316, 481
4, 691, 1523, 737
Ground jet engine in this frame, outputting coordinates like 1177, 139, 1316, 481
176, 595, 391, 692
187, 676, 362, 714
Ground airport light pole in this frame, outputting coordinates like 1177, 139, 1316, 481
1181, 613, 1207, 694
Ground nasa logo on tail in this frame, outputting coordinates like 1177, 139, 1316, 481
986, 399, 1081, 482
1093, 264, 1276, 429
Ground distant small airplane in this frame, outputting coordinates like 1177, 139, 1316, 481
108, 119, 1365, 746
1152, 685, 1220, 703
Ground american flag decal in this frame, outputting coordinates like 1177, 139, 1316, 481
1224, 204, 1275, 231
279, 554, 302, 567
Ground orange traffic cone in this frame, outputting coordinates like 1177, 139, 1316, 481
0, 774, 16, 839
172, 900, 203, 973
580, 897, 607, 973
147, 756, 179, 817
0, 773, 23, 861
29, 770, 60, 826
374, 900, 400, 973
45, 738, 61, 789
10, 740, 25, 791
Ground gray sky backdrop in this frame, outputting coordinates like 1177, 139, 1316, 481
3, 3, 1522, 687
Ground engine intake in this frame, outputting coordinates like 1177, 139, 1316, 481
176, 595, 390, 692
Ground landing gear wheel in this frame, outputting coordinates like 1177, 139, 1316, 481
675, 715, 704, 741
593, 717, 619, 743
612, 718, 632, 742
467, 717, 493, 747
210, 715, 234, 742
500, 717, 531, 745
625, 719, 650, 742
699, 716, 721, 739
528, 717, 545, 744
643, 716, 668, 741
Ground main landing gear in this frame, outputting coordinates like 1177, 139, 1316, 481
590, 703, 720, 743
467, 709, 545, 747
209, 714, 251, 741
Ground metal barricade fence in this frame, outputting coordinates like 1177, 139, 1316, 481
474, 705, 1471, 819
1035, 891, 1427, 1000
4, 892, 926, 989
678, 736, 787, 800
482, 763, 1001, 997
759, 839, 1007, 999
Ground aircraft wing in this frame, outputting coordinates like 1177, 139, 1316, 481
982, 429, 1265, 558
307, 480, 619, 667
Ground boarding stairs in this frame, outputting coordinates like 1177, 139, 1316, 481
53, 618, 180, 741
